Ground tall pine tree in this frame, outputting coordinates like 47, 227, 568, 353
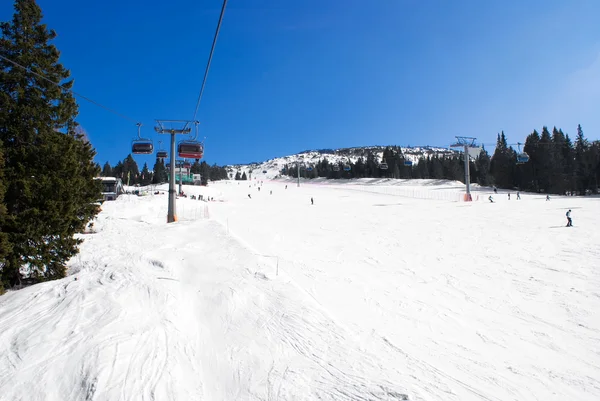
475, 147, 491, 186
140, 162, 152, 186
550, 127, 568, 194
122, 154, 139, 185
0, 144, 11, 293
101, 161, 113, 177
574, 124, 591, 194
534, 127, 553, 193
490, 132, 515, 189
0, 0, 102, 287
152, 158, 167, 184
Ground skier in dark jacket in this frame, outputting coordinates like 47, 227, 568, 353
566, 209, 572, 227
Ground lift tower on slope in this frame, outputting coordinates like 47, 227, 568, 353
154, 120, 193, 223
450, 136, 480, 201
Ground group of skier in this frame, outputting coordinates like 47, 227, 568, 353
247, 183, 314, 205
488, 191, 574, 227
488, 191, 521, 202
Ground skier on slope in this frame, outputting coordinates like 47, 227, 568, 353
566, 209, 573, 227
488, 195, 494, 203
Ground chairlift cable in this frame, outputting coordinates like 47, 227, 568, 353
191, 0, 228, 121
0, 54, 139, 125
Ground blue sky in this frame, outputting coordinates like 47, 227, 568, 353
2, 0, 599, 167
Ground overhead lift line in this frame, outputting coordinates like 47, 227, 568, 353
191, 0, 228, 121
0, 54, 138, 124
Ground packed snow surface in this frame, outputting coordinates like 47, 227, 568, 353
1, 178, 599, 401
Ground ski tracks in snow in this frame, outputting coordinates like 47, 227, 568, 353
0, 203, 203, 401
168, 222, 411, 400
0, 195, 411, 400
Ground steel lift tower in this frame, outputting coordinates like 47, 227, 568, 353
450, 136, 480, 201
154, 120, 192, 223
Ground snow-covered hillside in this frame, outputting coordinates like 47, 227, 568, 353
226, 146, 458, 180
1, 179, 599, 401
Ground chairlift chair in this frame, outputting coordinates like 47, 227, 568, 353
333, 164, 340, 172
343, 157, 352, 172
156, 140, 168, 159
379, 162, 388, 170
516, 153, 530, 164
516, 143, 529, 164
131, 123, 154, 155
178, 141, 204, 160
306, 166, 313, 172
404, 160, 413, 167
177, 121, 205, 161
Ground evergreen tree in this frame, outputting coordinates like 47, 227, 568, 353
475, 147, 491, 186
549, 127, 569, 194
392, 163, 400, 179
490, 132, 515, 189
241, 171, 247, 180
208, 163, 228, 181
521, 130, 540, 191
0, 0, 102, 287
590, 141, 600, 193
415, 157, 428, 179
190, 160, 201, 174
430, 156, 444, 179
562, 134, 576, 194
317, 158, 331, 178
122, 154, 139, 185
101, 161, 112, 177
0, 144, 10, 294
152, 158, 167, 184
199, 161, 211, 182
113, 160, 124, 179
365, 152, 378, 177
534, 127, 554, 193
234, 171, 241, 180
574, 124, 591, 194
140, 163, 152, 186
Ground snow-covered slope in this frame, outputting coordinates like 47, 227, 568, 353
1, 180, 599, 401
226, 146, 457, 180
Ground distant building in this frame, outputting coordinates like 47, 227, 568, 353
192, 173, 203, 185
96, 177, 124, 201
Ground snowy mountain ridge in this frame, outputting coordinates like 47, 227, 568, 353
226, 145, 458, 179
